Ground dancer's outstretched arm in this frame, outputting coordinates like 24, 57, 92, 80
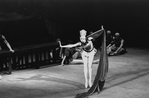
58, 41, 81, 48
2, 35, 14, 52
114, 39, 124, 54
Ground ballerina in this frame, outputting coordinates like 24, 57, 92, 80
58, 29, 97, 88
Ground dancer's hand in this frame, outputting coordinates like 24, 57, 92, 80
57, 40, 62, 47
111, 51, 117, 55
10, 49, 15, 53
56, 38, 62, 47
101, 25, 104, 30
114, 51, 117, 54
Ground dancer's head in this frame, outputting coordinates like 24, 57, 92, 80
115, 32, 120, 36
80, 29, 87, 43
115, 32, 120, 39
107, 30, 111, 35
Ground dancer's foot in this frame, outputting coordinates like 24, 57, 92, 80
60, 63, 64, 66
89, 81, 92, 88
85, 82, 88, 89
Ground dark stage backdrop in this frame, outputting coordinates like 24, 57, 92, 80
0, 0, 148, 48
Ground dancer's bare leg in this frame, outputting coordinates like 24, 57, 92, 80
82, 53, 88, 88
61, 55, 66, 66
88, 53, 94, 88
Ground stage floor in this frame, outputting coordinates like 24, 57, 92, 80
0, 48, 149, 98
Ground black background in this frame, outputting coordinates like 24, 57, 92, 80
0, 0, 149, 48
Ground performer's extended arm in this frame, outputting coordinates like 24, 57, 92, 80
58, 41, 81, 48
2, 35, 14, 52
114, 39, 124, 53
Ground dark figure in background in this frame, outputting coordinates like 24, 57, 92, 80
100, 30, 114, 51
0, 34, 14, 79
107, 33, 127, 56
60, 40, 76, 66
106, 30, 114, 46
61, 47, 76, 65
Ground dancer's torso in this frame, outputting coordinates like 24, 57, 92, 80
80, 41, 94, 52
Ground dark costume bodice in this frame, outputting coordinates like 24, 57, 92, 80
106, 35, 114, 45
81, 41, 94, 52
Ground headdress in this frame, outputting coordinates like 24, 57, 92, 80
80, 29, 87, 37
